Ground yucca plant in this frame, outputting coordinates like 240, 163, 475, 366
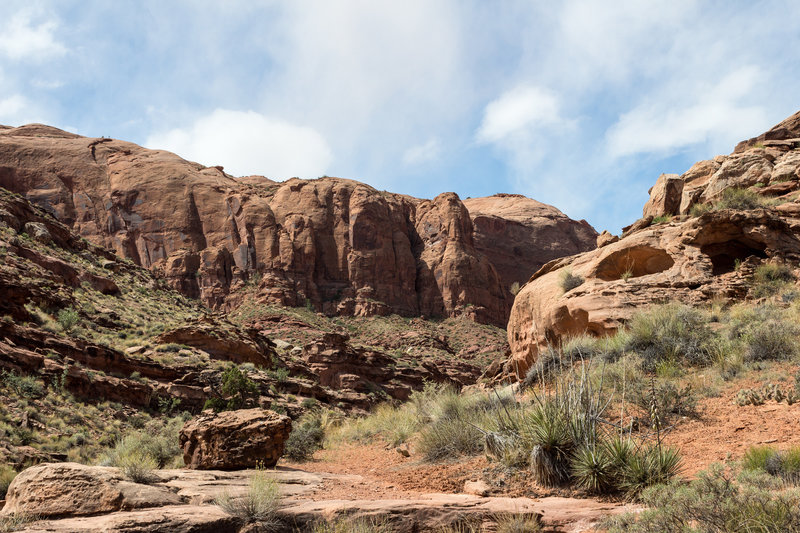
494, 512, 542, 533
526, 400, 573, 486
571, 444, 614, 493
620, 444, 681, 497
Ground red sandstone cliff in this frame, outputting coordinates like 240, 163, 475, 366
0, 124, 596, 326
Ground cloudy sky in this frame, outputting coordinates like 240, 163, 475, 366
1, 1, 798, 232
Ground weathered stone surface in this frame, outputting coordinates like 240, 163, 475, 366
463, 194, 597, 290
596, 230, 619, 248
9, 466, 633, 533
643, 173, 683, 218
180, 409, 292, 470
155, 321, 274, 367
0, 463, 180, 519
294, 332, 481, 403
18, 505, 238, 533
0, 125, 595, 325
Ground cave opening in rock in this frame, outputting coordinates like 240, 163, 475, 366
593, 245, 675, 281
701, 240, 767, 275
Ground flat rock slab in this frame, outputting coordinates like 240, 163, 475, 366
7, 465, 633, 533
18, 505, 238, 533
281, 494, 633, 533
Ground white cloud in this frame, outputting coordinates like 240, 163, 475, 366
0, 10, 66, 61
0, 94, 26, 118
606, 66, 769, 157
145, 109, 332, 179
402, 138, 441, 166
476, 86, 563, 144
0, 93, 48, 126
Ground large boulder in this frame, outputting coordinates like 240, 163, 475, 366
179, 409, 292, 470
0, 463, 180, 518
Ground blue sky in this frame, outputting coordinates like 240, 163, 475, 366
1, 1, 798, 233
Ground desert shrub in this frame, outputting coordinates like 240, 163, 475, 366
521, 346, 570, 389
559, 269, 584, 292
205, 364, 259, 411
629, 380, 699, 427
102, 417, 183, 471
284, 411, 324, 462
116, 449, 158, 483
618, 445, 681, 497
0, 512, 38, 533
57, 307, 79, 333
742, 319, 798, 362
493, 513, 543, 533
311, 516, 392, 533
510, 282, 521, 296
0, 465, 16, 499
417, 413, 484, 462
625, 303, 714, 370
689, 202, 711, 217
650, 215, 672, 225
605, 464, 800, 533
752, 263, 795, 298
743, 445, 800, 485
0, 371, 44, 399
715, 187, 768, 211
215, 470, 282, 528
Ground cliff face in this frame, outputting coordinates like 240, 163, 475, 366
463, 194, 598, 291
0, 124, 596, 326
507, 110, 800, 377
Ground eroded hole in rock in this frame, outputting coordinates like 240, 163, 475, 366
701, 240, 767, 275
593, 245, 675, 281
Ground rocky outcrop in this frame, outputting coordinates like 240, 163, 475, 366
155, 321, 274, 367
508, 109, 800, 377
463, 194, 597, 291
2, 466, 632, 533
0, 125, 595, 325
291, 332, 482, 402
0, 463, 181, 518
179, 409, 292, 470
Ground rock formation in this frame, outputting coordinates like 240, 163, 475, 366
507, 110, 800, 377
179, 409, 292, 469
0, 125, 595, 325
463, 194, 597, 291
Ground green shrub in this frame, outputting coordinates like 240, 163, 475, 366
619, 445, 681, 497
205, 364, 259, 411
57, 308, 80, 333
560, 269, 584, 293
417, 416, 484, 462
215, 470, 282, 528
743, 445, 800, 484
571, 444, 614, 493
102, 417, 183, 471
117, 449, 157, 483
0, 371, 44, 399
715, 187, 768, 211
626, 303, 714, 370
284, 412, 324, 462
605, 464, 800, 533
743, 319, 798, 362
0, 465, 16, 499
752, 263, 795, 298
